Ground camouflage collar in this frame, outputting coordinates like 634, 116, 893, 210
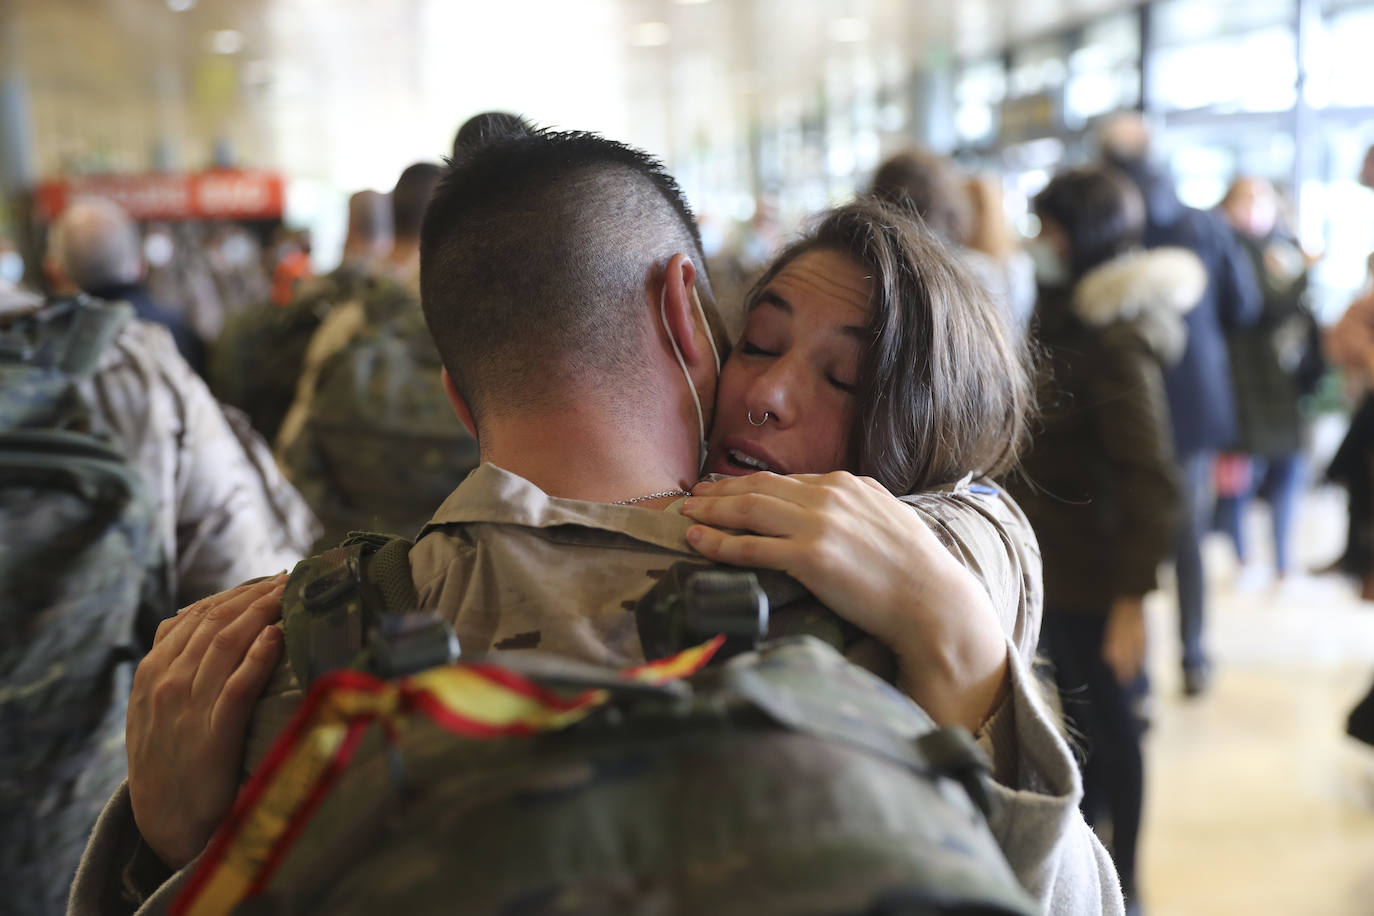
420, 462, 695, 554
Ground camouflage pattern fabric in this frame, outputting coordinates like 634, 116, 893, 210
0, 298, 174, 916
209, 268, 372, 444
280, 282, 480, 550
189, 638, 1037, 916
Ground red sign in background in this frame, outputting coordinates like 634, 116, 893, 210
33, 170, 285, 222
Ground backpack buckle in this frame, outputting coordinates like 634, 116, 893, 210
636, 564, 769, 662
368, 612, 460, 680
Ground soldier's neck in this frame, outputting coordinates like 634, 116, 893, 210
476, 401, 698, 507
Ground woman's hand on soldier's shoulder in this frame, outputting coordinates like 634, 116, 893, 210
683, 471, 1009, 732
127, 575, 287, 870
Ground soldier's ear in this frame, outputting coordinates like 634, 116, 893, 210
661, 253, 703, 366
441, 369, 477, 438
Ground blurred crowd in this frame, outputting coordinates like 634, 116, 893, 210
4, 107, 1374, 916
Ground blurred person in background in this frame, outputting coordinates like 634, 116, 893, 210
23, 217, 320, 606
1324, 143, 1374, 747
211, 188, 393, 443
1010, 165, 1203, 916
1100, 112, 1262, 698
44, 197, 207, 376
1214, 176, 1325, 591
871, 148, 1035, 329
276, 159, 474, 548
269, 227, 314, 306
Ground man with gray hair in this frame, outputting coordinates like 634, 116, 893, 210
45, 197, 206, 376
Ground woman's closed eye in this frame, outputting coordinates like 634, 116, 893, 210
827, 375, 855, 394
740, 340, 778, 357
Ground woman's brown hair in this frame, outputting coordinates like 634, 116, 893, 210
743, 198, 1034, 494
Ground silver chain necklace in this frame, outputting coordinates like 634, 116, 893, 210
613, 489, 692, 505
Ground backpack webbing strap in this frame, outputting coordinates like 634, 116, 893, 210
283, 533, 453, 687
59, 300, 132, 376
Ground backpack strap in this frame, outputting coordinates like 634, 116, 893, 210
282, 532, 458, 687
0, 297, 133, 375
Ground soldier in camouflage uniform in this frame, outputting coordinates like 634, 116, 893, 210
274, 164, 480, 549
72, 130, 1123, 915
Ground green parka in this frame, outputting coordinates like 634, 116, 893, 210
1011, 248, 1205, 613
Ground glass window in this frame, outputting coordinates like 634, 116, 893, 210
1065, 12, 1141, 124
954, 58, 1006, 145
1147, 25, 1297, 112
1307, 6, 1374, 108
1009, 39, 1068, 99
1151, 0, 1296, 47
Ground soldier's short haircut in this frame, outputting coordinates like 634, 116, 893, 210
451, 111, 532, 159
420, 128, 709, 422
50, 197, 142, 292
391, 163, 443, 240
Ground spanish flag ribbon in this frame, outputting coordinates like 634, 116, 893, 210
171, 635, 724, 916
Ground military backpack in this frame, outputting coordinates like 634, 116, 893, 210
278, 283, 480, 551
172, 534, 1037, 916
0, 297, 174, 916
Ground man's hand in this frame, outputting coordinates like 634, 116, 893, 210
683, 472, 1009, 732
1102, 596, 1147, 685
127, 575, 288, 870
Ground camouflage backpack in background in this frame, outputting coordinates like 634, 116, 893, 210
180, 535, 1037, 916
0, 297, 174, 916
209, 267, 372, 444
279, 282, 480, 551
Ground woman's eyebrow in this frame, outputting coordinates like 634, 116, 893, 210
756, 290, 791, 313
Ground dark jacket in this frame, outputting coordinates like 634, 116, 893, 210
1225, 230, 1313, 457
87, 281, 207, 378
1113, 159, 1263, 457
1012, 249, 1204, 613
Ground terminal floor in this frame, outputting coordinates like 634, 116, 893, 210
1137, 485, 1374, 915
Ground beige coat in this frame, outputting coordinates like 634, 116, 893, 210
78, 316, 320, 604
70, 464, 1121, 916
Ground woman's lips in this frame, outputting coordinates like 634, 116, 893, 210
710, 438, 786, 476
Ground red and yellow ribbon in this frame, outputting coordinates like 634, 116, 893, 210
172, 636, 723, 916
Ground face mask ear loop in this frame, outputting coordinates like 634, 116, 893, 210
691, 285, 721, 375
662, 278, 709, 476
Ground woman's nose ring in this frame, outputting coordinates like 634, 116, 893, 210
748, 410, 771, 427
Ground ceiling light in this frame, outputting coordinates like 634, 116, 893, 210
630, 22, 671, 47
167, 0, 195, 10
208, 30, 244, 54
828, 17, 867, 43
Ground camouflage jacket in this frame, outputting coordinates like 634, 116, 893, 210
70, 464, 1122, 916
10, 301, 322, 605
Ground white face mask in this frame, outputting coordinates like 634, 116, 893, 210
660, 271, 721, 477
1026, 237, 1070, 287
0, 251, 23, 286
144, 233, 174, 268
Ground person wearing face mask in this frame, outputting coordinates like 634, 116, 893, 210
1002, 166, 1201, 916
74, 132, 1122, 916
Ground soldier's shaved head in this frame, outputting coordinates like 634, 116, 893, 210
421, 127, 713, 425
48, 197, 143, 292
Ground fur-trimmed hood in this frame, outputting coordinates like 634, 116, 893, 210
1071, 247, 1206, 364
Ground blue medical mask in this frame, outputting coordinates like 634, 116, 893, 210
660, 273, 721, 476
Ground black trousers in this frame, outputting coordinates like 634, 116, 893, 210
1039, 609, 1145, 902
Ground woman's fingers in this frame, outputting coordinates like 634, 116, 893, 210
681, 490, 811, 537
685, 524, 794, 569
211, 626, 285, 738
189, 582, 287, 706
